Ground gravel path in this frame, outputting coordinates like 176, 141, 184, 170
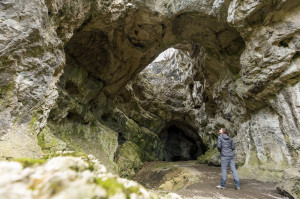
135, 161, 288, 199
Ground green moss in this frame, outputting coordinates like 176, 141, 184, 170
260, 160, 289, 172
37, 127, 66, 153
126, 185, 141, 194
247, 150, 260, 166
295, 190, 300, 198
238, 165, 283, 182
63, 151, 88, 158
29, 115, 37, 133
87, 164, 95, 172
114, 141, 143, 179
27, 46, 46, 57
42, 121, 118, 174
125, 119, 140, 140
232, 73, 241, 81
1, 56, 9, 65
0, 85, 12, 93
0, 84, 14, 104
44, 151, 88, 159
95, 178, 125, 196
197, 148, 218, 164
37, 132, 45, 149
95, 177, 142, 197
13, 158, 47, 168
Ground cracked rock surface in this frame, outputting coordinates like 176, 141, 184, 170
0, 0, 300, 198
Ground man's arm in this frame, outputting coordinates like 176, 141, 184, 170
231, 139, 235, 150
217, 136, 222, 152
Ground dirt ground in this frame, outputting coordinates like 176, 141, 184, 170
134, 161, 288, 199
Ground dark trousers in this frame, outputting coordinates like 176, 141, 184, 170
220, 156, 240, 188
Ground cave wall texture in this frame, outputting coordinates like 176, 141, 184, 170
0, 0, 300, 185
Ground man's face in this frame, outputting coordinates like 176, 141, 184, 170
219, 129, 223, 134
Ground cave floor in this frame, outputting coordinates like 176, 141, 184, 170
134, 161, 287, 199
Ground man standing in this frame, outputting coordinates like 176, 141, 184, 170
216, 128, 241, 190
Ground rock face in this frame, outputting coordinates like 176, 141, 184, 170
0, 0, 64, 159
37, 121, 119, 173
0, 0, 300, 193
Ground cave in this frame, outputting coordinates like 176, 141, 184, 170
159, 124, 206, 162
2, 0, 300, 197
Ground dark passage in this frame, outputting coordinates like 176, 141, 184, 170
160, 125, 203, 161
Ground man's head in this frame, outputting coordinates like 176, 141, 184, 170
219, 128, 229, 136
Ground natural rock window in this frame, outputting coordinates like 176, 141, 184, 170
114, 46, 209, 163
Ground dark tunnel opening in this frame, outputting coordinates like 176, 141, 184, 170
159, 124, 207, 162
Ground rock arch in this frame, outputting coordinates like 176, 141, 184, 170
54, 0, 245, 122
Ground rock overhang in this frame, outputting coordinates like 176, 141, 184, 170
61, 0, 245, 105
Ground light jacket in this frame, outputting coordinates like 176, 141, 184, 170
217, 134, 235, 157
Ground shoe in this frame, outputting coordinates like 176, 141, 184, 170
216, 185, 226, 189
235, 187, 240, 190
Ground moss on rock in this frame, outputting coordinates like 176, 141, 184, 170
37, 126, 67, 153
238, 166, 284, 182
12, 158, 47, 168
95, 177, 125, 196
138, 127, 163, 161
237, 151, 291, 182
102, 109, 164, 174
125, 119, 140, 139
197, 148, 218, 165
95, 177, 144, 197
114, 141, 143, 179
39, 121, 119, 174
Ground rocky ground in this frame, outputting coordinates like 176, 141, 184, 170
135, 161, 288, 199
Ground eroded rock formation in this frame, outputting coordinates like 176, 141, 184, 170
1, 0, 300, 197
116, 48, 208, 161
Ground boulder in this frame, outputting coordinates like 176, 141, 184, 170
276, 168, 300, 199
0, 156, 160, 199
114, 141, 143, 179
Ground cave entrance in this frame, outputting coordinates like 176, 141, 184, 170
159, 123, 206, 161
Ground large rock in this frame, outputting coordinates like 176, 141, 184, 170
0, 0, 64, 159
102, 108, 164, 161
0, 156, 163, 199
114, 141, 143, 179
276, 168, 300, 199
37, 121, 119, 173
37, 126, 67, 153
197, 148, 220, 166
